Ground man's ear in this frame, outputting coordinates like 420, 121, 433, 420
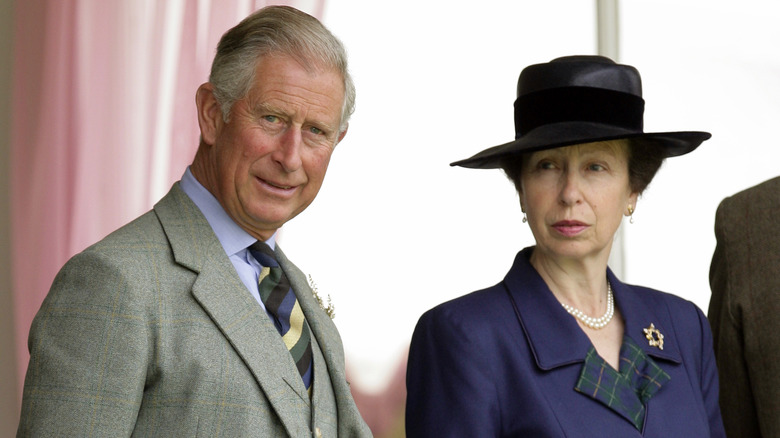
196, 83, 222, 146
336, 124, 348, 145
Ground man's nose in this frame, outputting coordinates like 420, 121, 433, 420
274, 128, 303, 172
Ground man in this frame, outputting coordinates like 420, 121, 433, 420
708, 176, 780, 438
17, 6, 371, 437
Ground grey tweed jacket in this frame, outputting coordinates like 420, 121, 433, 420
18, 183, 371, 438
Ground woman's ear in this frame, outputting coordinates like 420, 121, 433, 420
196, 83, 222, 146
626, 192, 639, 216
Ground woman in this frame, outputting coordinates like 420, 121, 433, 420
406, 56, 725, 437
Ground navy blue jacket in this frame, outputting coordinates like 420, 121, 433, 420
406, 247, 725, 437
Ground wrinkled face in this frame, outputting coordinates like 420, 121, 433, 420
519, 141, 638, 264
196, 54, 346, 241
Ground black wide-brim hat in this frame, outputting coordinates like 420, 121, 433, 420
451, 55, 711, 169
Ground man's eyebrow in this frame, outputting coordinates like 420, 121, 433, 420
251, 102, 286, 117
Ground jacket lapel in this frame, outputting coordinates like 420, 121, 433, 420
504, 248, 593, 370
275, 246, 348, 391
153, 184, 309, 435
503, 247, 682, 370
276, 246, 370, 436
610, 272, 682, 365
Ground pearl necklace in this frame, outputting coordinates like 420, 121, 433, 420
560, 281, 614, 330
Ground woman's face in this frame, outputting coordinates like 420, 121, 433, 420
519, 140, 638, 265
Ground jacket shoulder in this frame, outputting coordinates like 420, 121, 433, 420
628, 283, 706, 323
415, 284, 517, 342
718, 176, 780, 215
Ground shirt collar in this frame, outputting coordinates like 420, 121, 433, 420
179, 167, 276, 255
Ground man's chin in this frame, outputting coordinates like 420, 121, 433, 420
246, 208, 302, 232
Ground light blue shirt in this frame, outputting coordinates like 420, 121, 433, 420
179, 167, 273, 310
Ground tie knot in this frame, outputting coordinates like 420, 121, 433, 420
249, 241, 279, 268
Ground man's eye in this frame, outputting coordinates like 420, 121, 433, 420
263, 115, 280, 123
308, 126, 324, 135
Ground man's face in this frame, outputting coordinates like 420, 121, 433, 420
196, 54, 346, 241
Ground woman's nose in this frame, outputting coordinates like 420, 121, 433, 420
559, 170, 583, 206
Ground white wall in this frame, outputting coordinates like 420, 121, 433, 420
620, 0, 780, 314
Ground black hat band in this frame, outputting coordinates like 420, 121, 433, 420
514, 87, 646, 138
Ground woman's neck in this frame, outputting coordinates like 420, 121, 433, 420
530, 248, 611, 315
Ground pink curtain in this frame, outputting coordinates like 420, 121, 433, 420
11, 0, 325, 411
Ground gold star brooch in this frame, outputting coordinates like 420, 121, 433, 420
644, 323, 664, 350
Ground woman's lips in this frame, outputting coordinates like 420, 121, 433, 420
552, 220, 588, 237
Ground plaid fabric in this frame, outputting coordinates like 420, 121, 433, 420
575, 336, 671, 431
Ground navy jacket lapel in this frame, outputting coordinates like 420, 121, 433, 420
504, 247, 682, 371
504, 248, 594, 370
610, 271, 682, 365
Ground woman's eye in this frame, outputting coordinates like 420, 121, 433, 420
588, 163, 606, 171
539, 161, 556, 170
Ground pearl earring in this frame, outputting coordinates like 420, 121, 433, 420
627, 205, 635, 224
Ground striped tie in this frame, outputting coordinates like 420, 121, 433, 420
249, 242, 313, 390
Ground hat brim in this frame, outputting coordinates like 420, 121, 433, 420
450, 121, 711, 169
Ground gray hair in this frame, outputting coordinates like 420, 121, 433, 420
209, 6, 355, 132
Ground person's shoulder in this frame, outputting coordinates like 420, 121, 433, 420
43, 209, 169, 312
625, 283, 705, 325
429, 283, 507, 312
50, 208, 170, 293
85, 208, 165, 255
626, 283, 710, 350
85, 184, 189, 257
417, 283, 510, 331
721, 175, 780, 210
736, 175, 780, 198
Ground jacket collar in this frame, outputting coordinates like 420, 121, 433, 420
505, 247, 682, 371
